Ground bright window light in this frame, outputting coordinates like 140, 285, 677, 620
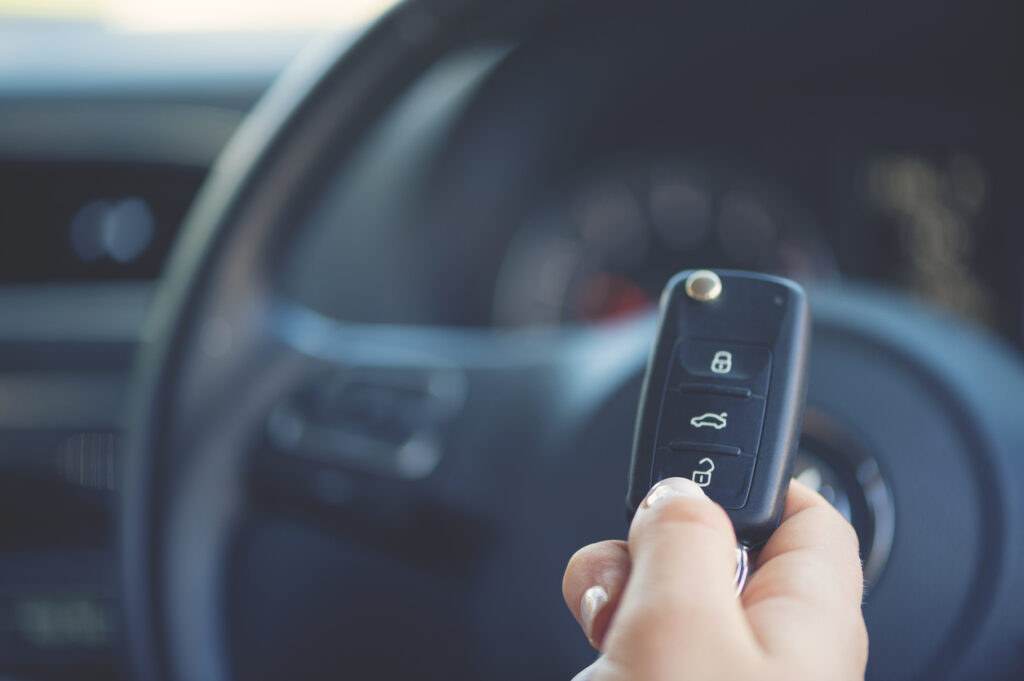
0, 0, 394, 32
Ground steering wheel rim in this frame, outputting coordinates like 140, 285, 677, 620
120, 2, 519, 678
121, 2, 1024, 680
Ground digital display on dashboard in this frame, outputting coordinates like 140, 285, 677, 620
0, 160, 205, 282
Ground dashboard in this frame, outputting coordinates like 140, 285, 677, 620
491, 144, 1001, 330
468, 26, 1023, 341
0, 2, 1022, 679
0, 23, 318, 680
492, 152, 838, 326
284, 1, 1024, 354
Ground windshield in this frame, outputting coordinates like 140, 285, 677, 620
0, 0, 397, 93
0, 0, 391, 32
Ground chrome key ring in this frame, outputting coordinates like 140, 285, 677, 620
734, 545, 750, 596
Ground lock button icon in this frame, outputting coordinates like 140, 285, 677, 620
691, 457, 715, 487
710, 350, 733, 374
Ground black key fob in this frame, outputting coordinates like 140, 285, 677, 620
626, 269, 811, 547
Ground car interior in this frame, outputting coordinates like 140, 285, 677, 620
1, 0, 1023, 679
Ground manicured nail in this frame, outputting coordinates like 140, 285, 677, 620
580, 585, 609, 642
642, 477, 706, 508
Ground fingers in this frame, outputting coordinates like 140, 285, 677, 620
742, 480, 868, 673
600, 478, 754, 679
625, 477, 741, 615
748, 480, 863, 606
563, 478, 867, 680
563, 540, 630, 649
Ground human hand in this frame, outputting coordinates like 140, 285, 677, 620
562, 477, 867, 681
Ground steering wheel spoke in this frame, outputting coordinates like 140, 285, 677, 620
245, 301, 652, 523
245, 341, 485, 570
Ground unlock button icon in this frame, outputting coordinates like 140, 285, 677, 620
691, 457, 715, 487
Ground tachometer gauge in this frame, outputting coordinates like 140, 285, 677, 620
492, 156, 838, 327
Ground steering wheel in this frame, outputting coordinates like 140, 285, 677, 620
121, 2, 1024, 680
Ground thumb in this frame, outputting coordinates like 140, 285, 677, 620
599, 477, 755, 680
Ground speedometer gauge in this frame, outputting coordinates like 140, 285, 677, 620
492, 156, 838, 326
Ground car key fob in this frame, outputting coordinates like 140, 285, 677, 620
626, 269, 810, 548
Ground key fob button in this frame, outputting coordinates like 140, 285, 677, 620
653, 450, 756, 509
675, 340, 772, 396
656, 392, 767, 456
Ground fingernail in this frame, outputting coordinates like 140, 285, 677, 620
580, 585, 608, 642
642, 477, 706, 508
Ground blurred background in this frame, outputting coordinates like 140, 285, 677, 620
0, 0, 389, 30
0, 3, 387, 679
0, 0, 1021, 679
